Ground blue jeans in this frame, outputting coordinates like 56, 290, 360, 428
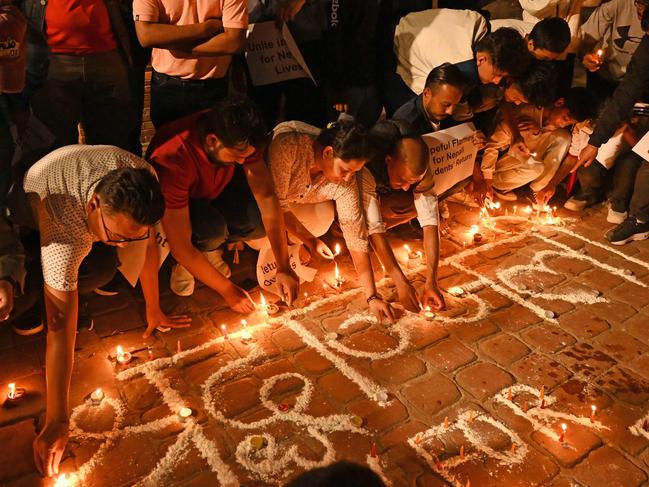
150, 70, 228, 129
189, 167, 265, 251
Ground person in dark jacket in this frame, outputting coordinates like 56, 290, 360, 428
576, 9, 649, 244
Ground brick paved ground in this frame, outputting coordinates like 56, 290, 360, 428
1, 201, 649, 487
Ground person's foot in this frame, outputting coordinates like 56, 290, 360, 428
607, 205, 628, 224
204, 249, 232, 279
170, 263, 195, 297
446, 191, 479, 208
493, 189, 518, 201
606, 217, 649, 245
93, 275, 122, 296
563, 197, 590, 212
439, 200, 450, 219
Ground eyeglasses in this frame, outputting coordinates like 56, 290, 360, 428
98, 201, 150, 243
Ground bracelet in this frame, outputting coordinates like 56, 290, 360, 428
366, 294, 381, 304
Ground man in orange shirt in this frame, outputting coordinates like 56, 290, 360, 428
133, 0, 248, 128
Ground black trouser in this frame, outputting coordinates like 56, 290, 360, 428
150, 70, 229, 129
574, 161, 609, 204
610, 152, 643, 213
629, 160, 649, 222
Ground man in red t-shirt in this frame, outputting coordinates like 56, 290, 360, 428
26, 0, 135, 151
147, 96, 298, 312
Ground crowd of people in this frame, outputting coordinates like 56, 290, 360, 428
1, 0, 648, 481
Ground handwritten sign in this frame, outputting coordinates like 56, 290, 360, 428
421, 122, 477, 195
256, 243, 317, 298
245, 21, 314, 87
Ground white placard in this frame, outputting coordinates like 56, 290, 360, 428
421, 122, 478, 195
632, 130, 649, 163
245, 21, 314, 87
117, 222, 170, 287
256, 243, 317, 298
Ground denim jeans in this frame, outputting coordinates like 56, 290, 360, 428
189, 167, 265, 252
150, 70, 228, 129
31, 50, 132, 150
610, 152, 643, 213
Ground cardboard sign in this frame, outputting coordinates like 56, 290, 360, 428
117, 222, 170, 287
256, 243, 317, 298
245, 21, 314, 87
632, 130, 649, 163
421, 122, 478, 195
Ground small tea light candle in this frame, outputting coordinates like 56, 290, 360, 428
422, 306, 435, 321
54, 473, 73, 487
331, 262, 346, 289
559, 423, 567, 443
590, 404, 596, 422
178, 407, 192, 422
260, 293, 279, 314
115, 346, 131, 365
6, 382, 25, 403
334, 243, 341, 257
240, 319, 252, 343
250, 436, 267, 450
448, 286, 465, 297
90, 388, 104, 405
220, 324, 229, 340
473, 232, 483, 244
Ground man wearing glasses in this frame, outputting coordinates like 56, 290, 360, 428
10, 144, 189, 478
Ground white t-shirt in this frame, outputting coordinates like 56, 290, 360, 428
394, 8, 488, 95
24, 145, 152, 291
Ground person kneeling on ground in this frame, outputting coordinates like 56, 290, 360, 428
146, 96, 299, 312
267, 120, 396, 322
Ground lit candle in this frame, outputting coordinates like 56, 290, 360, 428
370, 442, 377, 458
220, 324, 229, 340
513, 205, 517, 215
525, 205, 532, 216
6, 382, 25, 403
529, 152, 538, 158
332, 262, 346, 288
240, 319, 252, 343
90, 388, 104, 405
334, 243, 341, 257
596, 48, 604, 61
590, 404, 596, 422
559, 423, 567, 443
178, 406, 192, 422
115, 346, 131, 365
443, 416, 449, 429
260, 293, 279, 315
54, 474, 72, 487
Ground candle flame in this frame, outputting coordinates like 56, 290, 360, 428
425, 306, 431, 312
596, 48, 603, 57
54, 473, 75, 487
240, 319, 247, 328
260, 292, 266, 308
561, 423, 567, 432
220, 324, 227, 331
525, 206, 532, 214
469, 225, 479, 236
404, 244, 411, 253
591, 405, 596, 413
334, 243, 341, 256
7, 383, 15, 398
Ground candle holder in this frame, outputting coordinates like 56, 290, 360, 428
404, 244, 422, 269
259, 293, 280, 315
115, 346, 132, 365
250, 436, 267, 450
90, 388, 104, 406
422, 306, 435, 321
473, 232, 483, 244
448, 286, 465, 297
6, 383, 25, 404
177, 407, 192, 422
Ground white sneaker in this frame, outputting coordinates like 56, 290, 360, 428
439, 200, 450, 219
607, 207, 628, 224
170, 249, 231, 297
446, 191, 478, 208
204, 248, 232, 279
170, 263, 195, 297
563, 197, 589, 212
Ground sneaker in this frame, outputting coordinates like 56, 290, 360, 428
170, 263, 195, 297
93, 276, 121, 296
607, 207, 628, 224
439, 200, 450, 219
493, 189, 518, 201
446, 191, 479, 208
606, 217, 649, 245
204, 248, 232, 279
563, 197, 589, 212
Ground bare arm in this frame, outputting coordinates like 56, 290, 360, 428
421, 225, 445, 310
134, 19, 223, 49
139, 233, 192, 337
349, 248, 394, 323
162, 207, 255, 313
244, 160, 299, 304
187, 27, 247, 56
33, 285, 77, 477
369, 233, 419, 312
